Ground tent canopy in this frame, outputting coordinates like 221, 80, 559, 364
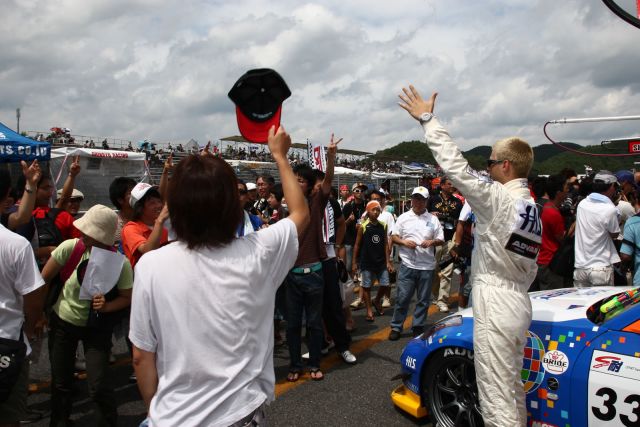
0, 122, 51, 163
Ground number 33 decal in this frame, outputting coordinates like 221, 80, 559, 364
591, 387, 640, 426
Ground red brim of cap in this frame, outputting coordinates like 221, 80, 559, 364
235, 105, 282, 144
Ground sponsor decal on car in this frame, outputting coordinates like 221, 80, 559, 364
590, 350, 640, 381
588, 350, 640, 426
542, 350, 569, 375
443, 347, 473, 359
405, 356, 416, 370
530, 421, 559, 427
592, 355, 623, 371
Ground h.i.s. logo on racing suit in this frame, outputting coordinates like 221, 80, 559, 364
505, 199, 542, 259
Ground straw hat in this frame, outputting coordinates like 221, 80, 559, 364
73, 204, 117, 246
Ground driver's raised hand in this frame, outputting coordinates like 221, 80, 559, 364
398, 85, 438, 122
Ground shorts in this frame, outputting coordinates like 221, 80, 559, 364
361, 269, 389, 288
0, 357, 29, 422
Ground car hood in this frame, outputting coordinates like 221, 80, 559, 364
458, 286, 634, 323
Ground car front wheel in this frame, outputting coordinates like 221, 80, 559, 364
422, 347, 483, 427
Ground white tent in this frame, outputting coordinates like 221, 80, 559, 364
50, 147, 148, 208
334, 166, 366, 176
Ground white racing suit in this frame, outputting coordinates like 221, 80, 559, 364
421, 119, 540, 427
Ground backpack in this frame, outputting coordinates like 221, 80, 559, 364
16, 208, 64, 248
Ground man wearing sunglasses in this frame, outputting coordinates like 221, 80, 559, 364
398, 86, 541, 427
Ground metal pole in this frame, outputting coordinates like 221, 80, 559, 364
16, 108, 21, 133
548, 115, 640, 124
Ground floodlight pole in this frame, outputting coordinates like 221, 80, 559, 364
16, 108, 21, 133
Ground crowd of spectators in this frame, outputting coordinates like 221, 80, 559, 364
34, 128, 418, 176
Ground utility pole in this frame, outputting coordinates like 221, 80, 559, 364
16, 108, 21, 133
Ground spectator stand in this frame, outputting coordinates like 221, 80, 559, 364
26, 129, 431, 211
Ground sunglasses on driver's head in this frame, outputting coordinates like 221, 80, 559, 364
487, 159, 507, 168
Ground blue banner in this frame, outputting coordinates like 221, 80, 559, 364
0, 122, 51, 163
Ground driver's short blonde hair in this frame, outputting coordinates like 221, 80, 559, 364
492, 137, 534, 178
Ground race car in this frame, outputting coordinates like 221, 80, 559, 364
391, 286, 640, 427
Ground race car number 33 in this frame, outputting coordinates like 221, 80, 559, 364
588, 350, 640, 426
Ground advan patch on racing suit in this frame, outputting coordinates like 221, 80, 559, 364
505, 199, 542, 260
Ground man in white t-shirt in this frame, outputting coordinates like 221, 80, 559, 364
0, 169, 46, 425
389, 186, 444, 340
574, 171, 621, 287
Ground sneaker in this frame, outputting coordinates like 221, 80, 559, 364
437, 301, 449, 312
321, 341, 335, 355
388, 330, 401, 341
19, 408, 46, 424
340, 350, 357, 365
381, 296, 391, 308
302, 352, 310, 360
350, 297, 364, 310
74, 358, 86, 371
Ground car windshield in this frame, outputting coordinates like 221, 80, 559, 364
587, 287, 640, 325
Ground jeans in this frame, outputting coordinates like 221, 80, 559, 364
48, 313, 117, 427
390, 263, 434, 332
285, 270, 324, 370
321, 259, 351, 353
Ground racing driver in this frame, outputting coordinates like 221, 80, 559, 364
398, 86, 540, 427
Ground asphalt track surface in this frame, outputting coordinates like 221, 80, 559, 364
23, 290, 452, 426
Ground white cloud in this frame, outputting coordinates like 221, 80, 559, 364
1, 0, 639, 154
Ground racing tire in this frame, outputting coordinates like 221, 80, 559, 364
422, 347, 483, 427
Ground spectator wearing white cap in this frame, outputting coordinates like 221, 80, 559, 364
388, 186, 444, 340
574, 170, 621, 287
41, 204, 133, 426
57, 188, 84, 218
121, 183, 169, 268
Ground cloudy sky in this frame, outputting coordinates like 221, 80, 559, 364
1, 0, 639, 153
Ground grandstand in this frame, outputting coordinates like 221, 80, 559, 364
29, 130, 431, 207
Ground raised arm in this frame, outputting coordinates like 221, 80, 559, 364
321, 133, 342, 196
268, 125, 309, 235
56, 155, 81, 209
158, 153, 173, 200
8, 160, 41, 230
398, 86, 500, 224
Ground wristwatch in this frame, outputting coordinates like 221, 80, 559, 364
419, 112, 434, 124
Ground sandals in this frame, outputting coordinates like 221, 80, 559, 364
310, 368, 324, 381
286, 371, 300, 382
365, 314, 375, 322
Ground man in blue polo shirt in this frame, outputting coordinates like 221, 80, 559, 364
620, 194, 640, 285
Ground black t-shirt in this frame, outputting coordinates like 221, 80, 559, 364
359, 219, 387, 272
342, 200, 365, 245
427, 193, 462, 241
